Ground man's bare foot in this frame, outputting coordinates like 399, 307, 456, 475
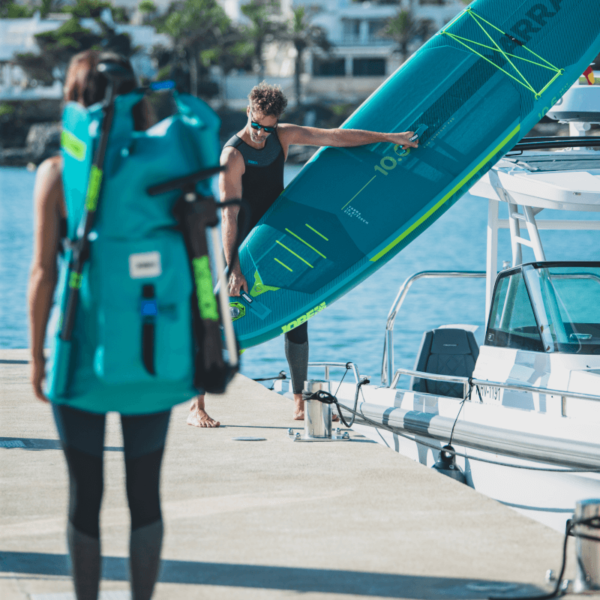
187, 397, 220, 428
292, 394, 339, 421
293, 394, 304, 420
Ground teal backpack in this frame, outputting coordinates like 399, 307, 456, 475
46, 86, 224, 414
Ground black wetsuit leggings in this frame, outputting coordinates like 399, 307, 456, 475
52, 403, 170, 600
284, 321, 308, 395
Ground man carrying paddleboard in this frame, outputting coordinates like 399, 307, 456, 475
188, 82, 418, 427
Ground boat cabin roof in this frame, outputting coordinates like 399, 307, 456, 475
472, 151, 600, 212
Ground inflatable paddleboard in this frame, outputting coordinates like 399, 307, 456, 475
232, 0, 600, 348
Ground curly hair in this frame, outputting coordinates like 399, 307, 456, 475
248, 81, 288, 118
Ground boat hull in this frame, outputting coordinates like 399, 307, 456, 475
352, 420, 600, 533
330, 378, 600, 533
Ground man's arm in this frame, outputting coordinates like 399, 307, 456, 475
278, 123, 419, 151
219, 146, 248, 296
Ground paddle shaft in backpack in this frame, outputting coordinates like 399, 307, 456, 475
175, 191, 236, 393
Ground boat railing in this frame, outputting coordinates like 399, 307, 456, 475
308, 361, 361, 384
390, 367, 600, 404
508, 136, 600, 153
309, 361, 600, 405
390, 367, 470, 397
381, 271, 487, 387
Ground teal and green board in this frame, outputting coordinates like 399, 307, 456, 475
232, 0, 600, 348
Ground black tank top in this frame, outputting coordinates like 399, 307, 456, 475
224, 132, 285, 236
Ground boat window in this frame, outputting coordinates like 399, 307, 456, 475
533, 266, 600, 355
486, 271, 544, 352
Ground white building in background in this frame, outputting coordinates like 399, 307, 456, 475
0, 12, 62, 99
293, 0, 465, 103
0, 0, 466, 105
221, 0, 465, 104
0, 9, 170, 100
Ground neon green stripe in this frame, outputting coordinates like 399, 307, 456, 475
441, 7, 562, 99
69, 271, 82, 289
61, 130, 87, 161
444, 32, 537, 95
192, 256, 219, 321
466, 9, 560, 70
85, 165, 102, 212
276, 240, 313, 268
341, 175, 376, 210
274, 257, 293, 272
466, 8, 507, 38
441, 7, 468, 32
466, 9, 502, 36
306, 224, 328, 241
442, 34, 559, 72
537, 71, 563, 97
468, 12, 533, 92
370, 124, 520, 263
285, 228, 326, 258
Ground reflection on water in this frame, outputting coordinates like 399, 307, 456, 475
2, 165, 600, 384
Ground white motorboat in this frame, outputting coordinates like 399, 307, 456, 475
277, 75, 600, 534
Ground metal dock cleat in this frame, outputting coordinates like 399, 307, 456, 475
290, 380, 352, 442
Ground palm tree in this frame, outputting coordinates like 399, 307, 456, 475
156, 0, 230, 97
138, 0, 158, 24
240, 0, 284, 83
213, 27, 254, 108
0, 0, 34, 18
39, 0, 65, 18
284, 6, 330, 107
15, 10, 135, 86
381, 8, 417, 64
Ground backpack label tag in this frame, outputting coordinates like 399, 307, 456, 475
129, 252, 162, 279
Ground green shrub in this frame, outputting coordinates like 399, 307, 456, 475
0, 104, 16, 118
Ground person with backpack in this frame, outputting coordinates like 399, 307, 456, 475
28, 49, 224, 600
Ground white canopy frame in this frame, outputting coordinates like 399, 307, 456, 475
484, 184, 600, 326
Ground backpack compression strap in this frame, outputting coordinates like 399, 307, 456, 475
148, 167, 239, 394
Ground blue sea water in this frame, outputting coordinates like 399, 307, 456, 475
2, 165, 600, 384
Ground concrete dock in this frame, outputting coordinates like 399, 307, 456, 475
0, 349, 578, 599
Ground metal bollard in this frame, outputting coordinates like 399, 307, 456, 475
573, 499, 600, 594
304, 380, 332, 440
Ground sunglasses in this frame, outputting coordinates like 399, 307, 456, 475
250, 114, 277, 134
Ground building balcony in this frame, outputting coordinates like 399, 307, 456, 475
332, 35, 394, 47
304, 74, 386, 102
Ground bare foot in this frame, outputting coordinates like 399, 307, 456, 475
293, 394, 304, 421
292, 394, 339, 421
187, 397, 220, 428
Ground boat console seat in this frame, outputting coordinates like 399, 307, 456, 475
411, 328, 479, 398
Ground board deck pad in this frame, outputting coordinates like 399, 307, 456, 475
231, 0, 600, 348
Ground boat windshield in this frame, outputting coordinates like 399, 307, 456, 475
486, 263, 600, 355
